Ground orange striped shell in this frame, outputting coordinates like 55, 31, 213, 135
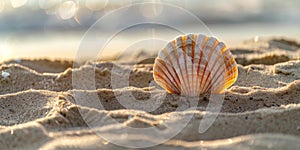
153, 34, 238, 97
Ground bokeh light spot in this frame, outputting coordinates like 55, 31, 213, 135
58, 1, 77, 20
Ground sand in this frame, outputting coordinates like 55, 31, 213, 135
0, 36, 300, 149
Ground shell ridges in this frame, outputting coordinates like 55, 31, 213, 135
153, 33, 238, 97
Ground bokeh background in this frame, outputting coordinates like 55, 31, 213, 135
0, 0, 299, 62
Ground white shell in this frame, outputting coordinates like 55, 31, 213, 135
153, 34, 238, 96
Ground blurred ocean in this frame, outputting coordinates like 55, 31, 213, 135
0, 0, 299, 61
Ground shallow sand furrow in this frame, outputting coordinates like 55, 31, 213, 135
1, 106, 300, 149
0, 80, 299, 126
67, 80, 300, 114
2, 120, 300, 150
1, 61, 299, 95
232, 37, 300, 65
2, 59, 75, 73
66, 105, 300, 140
39, 133, 300, 150
37, 104, 300, 141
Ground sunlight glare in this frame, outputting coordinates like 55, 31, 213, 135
0, 44, 12, 62
10, 0, 27, 8
0, 1, 5, 12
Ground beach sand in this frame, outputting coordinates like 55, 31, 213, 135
0, 36, 300, 149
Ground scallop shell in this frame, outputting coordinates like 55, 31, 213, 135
153, 34, 238, 97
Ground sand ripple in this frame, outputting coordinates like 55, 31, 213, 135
0, 37, 300, 149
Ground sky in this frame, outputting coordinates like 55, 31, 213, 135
0, 0, 299, 61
